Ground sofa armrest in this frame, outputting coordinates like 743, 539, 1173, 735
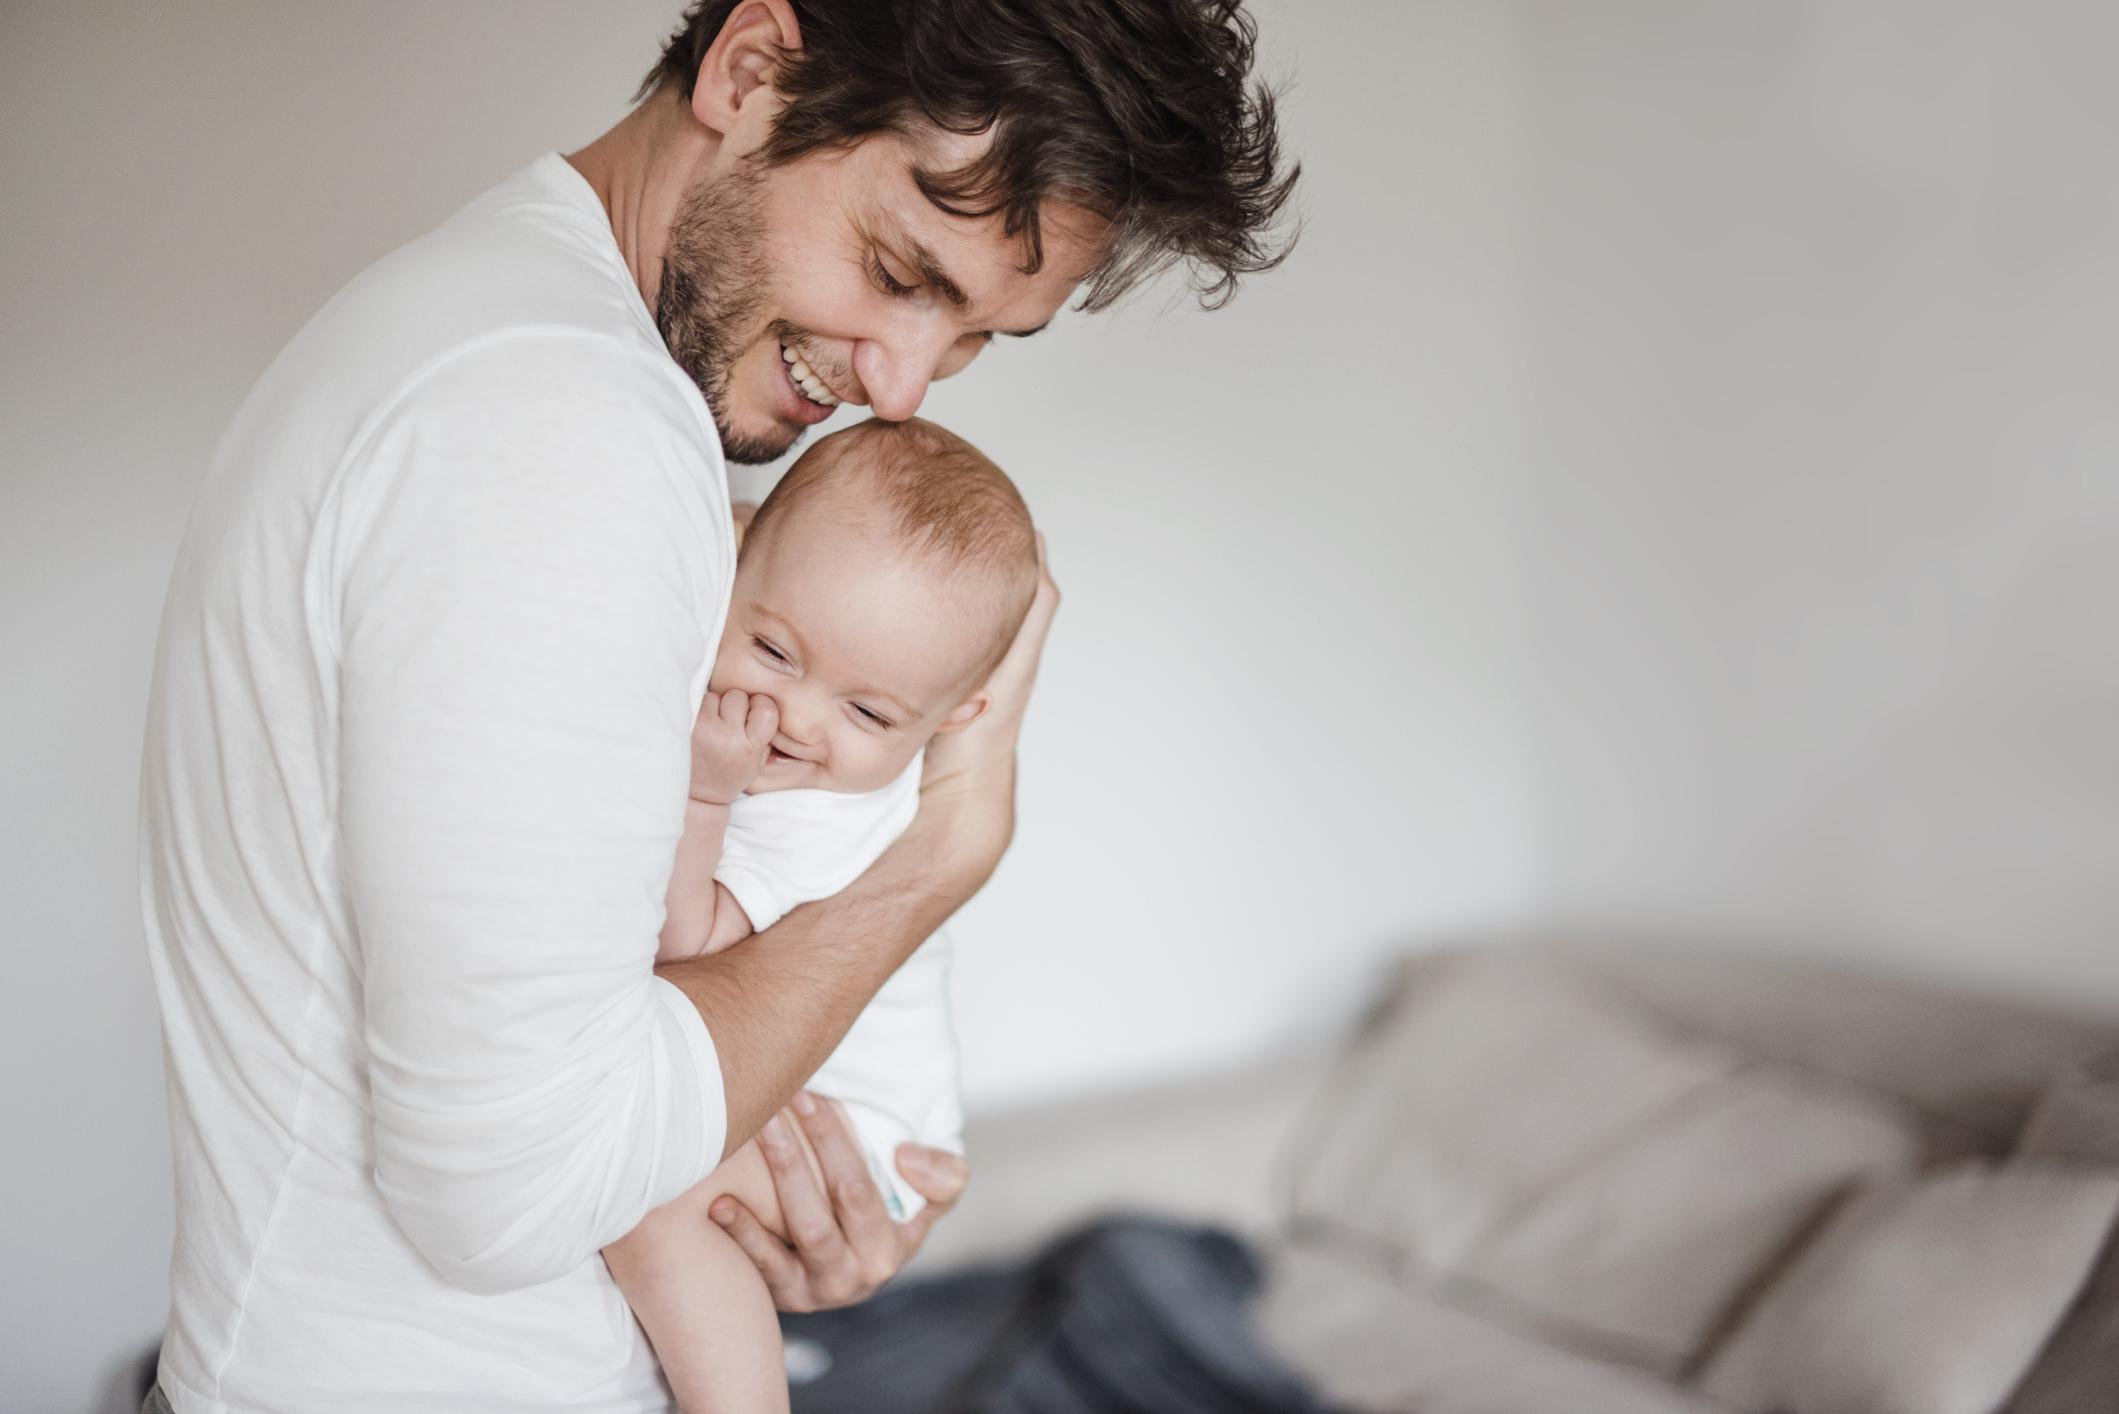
911, 1047, 1337, 1274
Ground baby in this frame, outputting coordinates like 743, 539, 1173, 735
603, 417, 1040, 1413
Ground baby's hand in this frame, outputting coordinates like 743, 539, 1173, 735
689, 688, 778, 805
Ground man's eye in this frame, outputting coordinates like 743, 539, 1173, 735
752, 636, 789, 664
869, 252, 915, 298
853, 704, 893, 729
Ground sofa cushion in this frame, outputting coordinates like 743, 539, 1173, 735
1288, 952, 1737, 1271
1457, 1062, 1918, 1373
1701, 1163, 2119, 1414
1557, 937, 2119, 1150
2000, 1055, 2119, 1414
1287, 949, 1921, 1372
1256, 1241, 1741, 1414
2017, 1054, 2119, 1164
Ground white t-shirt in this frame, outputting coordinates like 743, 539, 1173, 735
142, 155, 738, 1413
722, 762, 965, 1219
719, 762, 923, 936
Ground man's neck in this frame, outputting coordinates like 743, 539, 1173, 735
567, 89, 719, 312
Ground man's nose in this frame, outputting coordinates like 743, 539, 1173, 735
851, 328, 957, 422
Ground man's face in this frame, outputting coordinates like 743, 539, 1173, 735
657, 128, 1104, 464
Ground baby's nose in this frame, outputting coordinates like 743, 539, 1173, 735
775, 698, 822, 746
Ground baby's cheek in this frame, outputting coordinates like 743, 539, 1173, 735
706, 647, 762, 698
833, 730, 930, 793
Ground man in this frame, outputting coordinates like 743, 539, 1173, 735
139, 1, 1295, 1409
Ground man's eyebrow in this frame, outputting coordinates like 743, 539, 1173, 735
904, 238, 970, 310
901, 233, 1050, 337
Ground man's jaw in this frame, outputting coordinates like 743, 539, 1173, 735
709, 342, 831, 463
712, 331, 852, 463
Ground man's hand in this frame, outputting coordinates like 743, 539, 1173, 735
706, 1092, 969, 1312
915, 533, 1060, 873
689, 688, 777, 806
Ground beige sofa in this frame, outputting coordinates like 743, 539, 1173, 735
916, 938, 2119, 1414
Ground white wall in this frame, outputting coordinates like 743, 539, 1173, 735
1503, 1, 2119, 1003
1, 3, 1529, 1409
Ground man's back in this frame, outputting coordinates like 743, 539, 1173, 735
142, 154, 735, 1413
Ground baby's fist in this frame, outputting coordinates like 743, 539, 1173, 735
689, 688, 778, 805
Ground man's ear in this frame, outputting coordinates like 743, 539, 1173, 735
933, 693, 990, 734
689, 0, 802, 145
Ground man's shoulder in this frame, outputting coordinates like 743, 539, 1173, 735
315, 155, 693, 426
309, 162, 733, 588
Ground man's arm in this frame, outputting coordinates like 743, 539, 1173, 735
339, 336, 742, 1294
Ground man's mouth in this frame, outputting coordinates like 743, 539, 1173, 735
779, 337, 842, 410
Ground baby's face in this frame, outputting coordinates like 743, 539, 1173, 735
712, 502, 990, 794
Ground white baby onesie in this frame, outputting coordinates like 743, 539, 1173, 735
719, 753, 964, 1219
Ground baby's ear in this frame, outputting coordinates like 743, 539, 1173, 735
934, 693, 990, 733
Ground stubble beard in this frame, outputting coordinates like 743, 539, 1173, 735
655, 162, 795, 466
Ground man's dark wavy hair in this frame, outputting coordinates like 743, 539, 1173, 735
640, 0, 1299, 310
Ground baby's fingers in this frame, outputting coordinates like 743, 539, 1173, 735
745, 695, 780, 748
718, 688, 750, 727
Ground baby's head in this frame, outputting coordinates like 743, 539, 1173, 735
714, 418, 1039, 795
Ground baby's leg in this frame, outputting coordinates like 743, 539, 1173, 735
604, 1136, 818, 1414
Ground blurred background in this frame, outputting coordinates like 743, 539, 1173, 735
3, 2, 2115, 1411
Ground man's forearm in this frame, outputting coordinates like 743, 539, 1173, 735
655, 803, 999, 1161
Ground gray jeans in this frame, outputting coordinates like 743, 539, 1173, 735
142, 1387, 174, 1414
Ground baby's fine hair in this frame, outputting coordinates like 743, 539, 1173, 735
744, 418, 1039, 682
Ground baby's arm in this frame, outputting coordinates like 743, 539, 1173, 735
659, 688, 777, 963
660, 803, 760, 961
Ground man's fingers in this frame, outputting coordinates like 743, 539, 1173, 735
981, 541, 1059, 712
791, 1093, 893, 1252
757, 1110, 852, 1273
894, 1144, 969, 1211
708, 1197, 804, 1300
891, 1146, 969, 1259
898, 1196, 946, 1256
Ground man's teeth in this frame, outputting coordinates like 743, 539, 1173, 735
779, 340, 840, 407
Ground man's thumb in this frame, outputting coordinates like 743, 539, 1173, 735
896, 1145, 969, 1203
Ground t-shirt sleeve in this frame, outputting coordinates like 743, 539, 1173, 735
716, 754, 923, 933
331, 331, 735, 1294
